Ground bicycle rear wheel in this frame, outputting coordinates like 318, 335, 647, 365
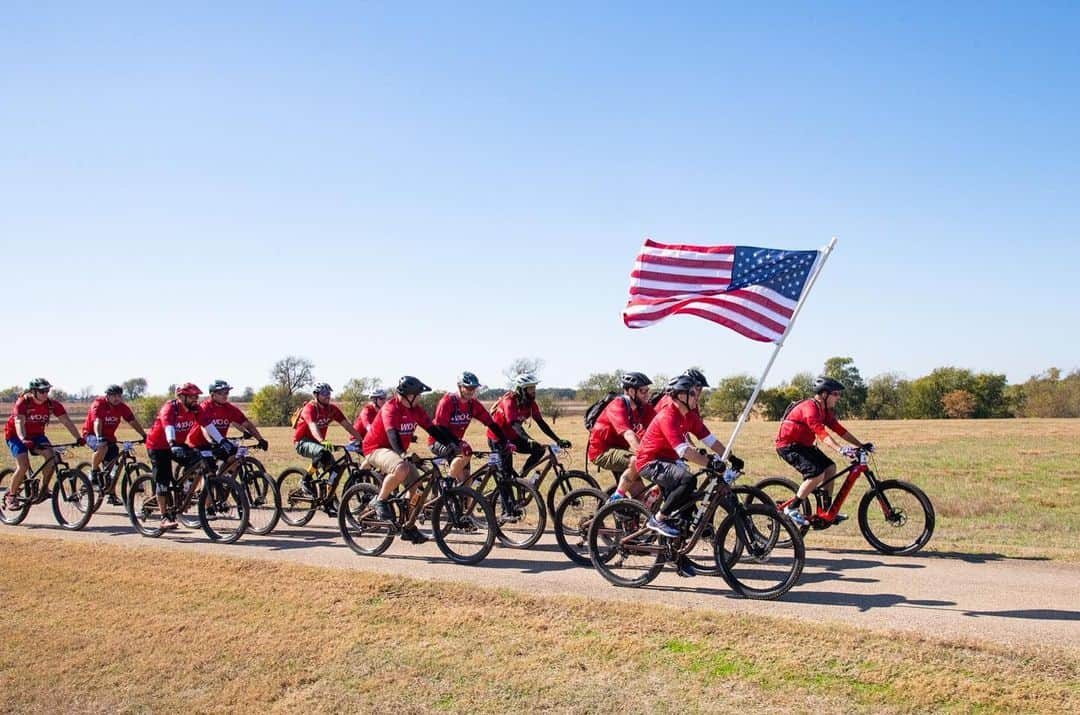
199, 476, 248, 543
118, 463, 151, 515
553, 487, 606, 566
126, 474, 164, 537
0, 469, 32, 526
588, 499, 664, 588
715, 504, 804, 600
276, 468, 318, 526
545, 469, 599, 521
432, 484, 496, 565
484, 478, 546, 549
338, 483, 395, 556
858, 480, 935, 555
51, 469, 95, 530
242, 468, 280, 535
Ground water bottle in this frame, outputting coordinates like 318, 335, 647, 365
488, 452, 501, 467
642, 485, 662, 512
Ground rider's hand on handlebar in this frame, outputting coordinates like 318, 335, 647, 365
256, 438, 269, 451
74, 436, 86, 447
727, 454, 745, 472
708, 455, 727, 472
170, 444, 188, 459
557, 438, 571, 449
862, 442, 874, 453
840, 446, 858, 459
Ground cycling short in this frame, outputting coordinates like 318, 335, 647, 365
7, 435, 50, 457
365, 448, 421, 486
295, 440, 332, 465
593, 448, 633, 476
776, 444, 835, 480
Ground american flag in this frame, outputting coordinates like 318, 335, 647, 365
622, 239, 821, 343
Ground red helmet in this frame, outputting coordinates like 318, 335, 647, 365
175, 382, 202, 397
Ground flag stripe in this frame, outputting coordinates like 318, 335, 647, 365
643, 238, 734, 255
630, 269, 732, 286
624, 296, 788, 337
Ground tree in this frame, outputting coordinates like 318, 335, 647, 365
339, 377, 383, 419
236, 386, 255, 402
864, 372, 910, 420
537, 392, 563, 422
703, 375, 756, 420
1014, 368, 1080, 417
0, 385, 23, 402
942, 390, 977, 418
417, 390, 445, 415
822, 357, 868, 418
51, 388, 72, 401
503, 357, 544, 387
250, 385, 308, 427
122, 378, 148, 401
758, 384, 803, 421
789, 372, 815, 396
271, 356, 314, 397
575, 370, 624, 403
131, 395, 165, 424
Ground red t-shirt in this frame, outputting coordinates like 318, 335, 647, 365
429, 393, 498, 444
292, 400, 347, 443
486, 393, 542, 442
363, 396, 433, 453
654, 395, 710, 440
188, 399, 249, 448
775, 399, 845, 449
5, 395, 67, 440
635, 403, 691, 470
587, 396, 657, 462
352, 403, 380, 440
81, 397, 135, 440
145, 400, 201, 451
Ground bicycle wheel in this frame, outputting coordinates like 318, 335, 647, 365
697, 485, 778, 571
858, 480, 935, 555
338, 483, 395, 556
119, 463, 151, 514
174, 465, 204, 529
553, 487, 607, 566
241, 468, 280, 535
277, 468, 318, 526
754, 476, 809, 540
51, 469, 95, 530
715, 504, 805, 600
484, 478, 546, 549
199, 476, 249, 543
588, 499, 664, 588
545, 469, 599, 520
432, 484, 496, 565
126, 474, 164, 537
0, 469, 32, 526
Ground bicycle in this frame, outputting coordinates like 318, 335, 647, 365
338, 455, 497, 565
0, 443, 95, 530
126, 447, 250, 543
463, 450, 547, 549
213, 438, 278, 535
587, 466, 805, 599
498, 443, 598, 526
276, 444, 380, 526
75, 439, 149, 514
755, 444, 935, 555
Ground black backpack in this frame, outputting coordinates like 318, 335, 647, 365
584, 392, 630, 431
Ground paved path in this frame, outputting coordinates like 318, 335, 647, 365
11, 506, 1080, 652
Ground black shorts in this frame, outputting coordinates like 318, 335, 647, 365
776, 444, 834, 480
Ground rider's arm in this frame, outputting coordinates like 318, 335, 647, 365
385, 429, 406, 455
239, 419, 265, 442
425, 424, 459, 446
58, 413, 81, 441
666, 413, 709, 467
472, 402, 505, 442
127, 416, 148, 439
304, 416, 325, 442
93, 418, 105, 440
337, 418, 363, 443
611, 399, 641, 452
13, 414, 28, 442
532, 411, 561, 444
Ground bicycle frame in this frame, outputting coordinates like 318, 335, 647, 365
10, 445, 76, 504
778, 449, 884, 522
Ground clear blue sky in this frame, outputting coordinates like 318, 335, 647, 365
3, 2, 1078, 395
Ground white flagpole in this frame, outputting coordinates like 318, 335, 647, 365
720, 237, 839, 461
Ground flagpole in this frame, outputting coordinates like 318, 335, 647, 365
720, 237, 839, 461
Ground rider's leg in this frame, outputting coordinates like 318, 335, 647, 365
519, 440, 545, 477
91, 443, 108, 473
7, 451, 31, 499
450, 455, 469, 483
796, 463, 836, 503
149, 450, 175, 525
37, 446, 57, 491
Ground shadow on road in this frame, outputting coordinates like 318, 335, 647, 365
962, 608, 1080, 622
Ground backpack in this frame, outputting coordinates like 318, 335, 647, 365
584, 392, 630, 431
291, 400, 314, 429
781, 398, 826, 426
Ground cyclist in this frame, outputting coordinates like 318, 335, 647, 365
352, 387, 387, 442
144, 383, 205, 530
293, 383, 364, 497
486, 372, 571, 484
364, 376, 461, 544
187, 380, 268, 454
429, 371, 506, 484
775, 376, 867, 527
634, 375, 723, 577
651, 368, 743, 475
4, 378, 84, 510
82, 384, 148, 505
587, 372, 656, 500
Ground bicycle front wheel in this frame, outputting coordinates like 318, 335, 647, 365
119, 463, 151, 515
553, 487, 607, 566
338, 483, 395, 556
126, 474, 164, 537
858, 480, 935, 555
242, 469, 280, 535
276, 468, 318, 526
715, 504, 804, 600
51, 469, 95, 530
545, 469, 598, 520
485, 478, 546, 549
588, 499, 664, 588
432, 484, 496, 565
199, 476, 249, 543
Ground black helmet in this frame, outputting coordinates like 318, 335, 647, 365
208, 379, 232, 393
813, 376, 845, 395
28, 377, 52, 391
666, 375, 697, 395
621, 372, 652, 389
682, 368, 709, 388
396, 375, 431, 396
458, 371, 481, 388
104, 384, 123, 396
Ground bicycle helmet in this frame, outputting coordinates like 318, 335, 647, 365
28, 377, 52, 391
813, 376, 845, 395
666, 375, 697, 396
312, 382, 332, 396
208, 379, 232, 393
458, 371, 481, 388
621, 372, 652, 389
682, 368, 709, 388
104, 384, 123, 396
175, 382, 202, 397
396, 375, 431, 396
369, 388, 387, 400
512, 372, 540, 390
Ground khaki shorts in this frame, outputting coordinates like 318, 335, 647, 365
593, 448, 634, 476
365, 448, 421, 484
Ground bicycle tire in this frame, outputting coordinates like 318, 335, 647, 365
545, 469, 599, 520
553, 487, 607, 566
587, 499, 664, 588
753, 476, 809, 543
175, 464, 204, 529
858, 480, 935, 555
242, 468, 280, 535
432, 484, 496, 565
684, 485, 769, 574
51, 469, 95, 530
119, 463, 151, 515
126, 474, 164, 537
276, 467, 318, 526
199, 476, 249, 543
0, 469, 32, 526
716, 504, 805, 600
338, 483, 395, 556
484, 477, 546, 549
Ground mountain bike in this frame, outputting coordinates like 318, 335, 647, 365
500, 443, 598, 525
126, 447, 250, 543
755, 445, 935, 555
338, 455, 497, 565
75, 439, 149, 514
588, 466, 805, 599
0, 443, 94, 530
220, 438, 277, 535
277, 444, 380, 526
463, 450, 546, 548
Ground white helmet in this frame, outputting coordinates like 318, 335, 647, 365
369, 388, 387, 400
513, 372, 539, 391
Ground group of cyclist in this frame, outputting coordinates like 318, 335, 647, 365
4, 368, 869, 549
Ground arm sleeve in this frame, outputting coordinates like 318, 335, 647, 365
533, 412, 560, 443
426, 424, 458, 445
386, 429, 405, 454
204, 424, 225, 443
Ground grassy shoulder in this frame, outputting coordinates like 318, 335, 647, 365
1, 535, 1076, 714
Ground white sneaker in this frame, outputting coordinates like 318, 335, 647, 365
783, 506, 809, 528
